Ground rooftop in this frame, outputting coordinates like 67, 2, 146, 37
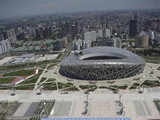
61, 47, 145, 66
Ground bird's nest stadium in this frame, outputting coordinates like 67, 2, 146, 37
59, 47, 145, 80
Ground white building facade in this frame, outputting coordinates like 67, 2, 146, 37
84, 31, 97, 42
0, 39, 11, 55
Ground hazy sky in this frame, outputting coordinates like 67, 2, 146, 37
0, 0, 160, 19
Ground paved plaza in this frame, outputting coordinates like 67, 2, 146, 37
0, 89, 160, 120
0, 54, 58, 65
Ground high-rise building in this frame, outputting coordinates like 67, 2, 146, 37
71, 22, 78, 40
84, 31, 96, 42
7, 29, 17, 46
72, 39, 82, 50
106, 29, 111, 38
0, 39, 11, 55
0, 34, 4, 41
102, 24, 106, 38
97, 29, 103, 38
113, 37, 121, 48
136, 31, 149, 48
101, 17, 108, 38
63, 22, 70, 36
35, 27, 45, 40
129, 16, 138, 38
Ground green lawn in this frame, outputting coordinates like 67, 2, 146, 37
15, 85, 35, 90
65, 86, 79, 91
47, 63, 57, 69
56, 53, 64, 60
40, 77, 47, 83
79, 85, 97, 89
142, 80, 160, 87
47, 78, 56, 82
3, 69, 34, 77
110, 85, 128, 90
57, 82, 74, 89
129, 83, 140, 89
19, 70, 42, 85
43, 83, 57, 90
0, 77, 15, 84
0, 87, 9, 90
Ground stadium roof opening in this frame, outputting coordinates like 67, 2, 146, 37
82, 56, 122, 60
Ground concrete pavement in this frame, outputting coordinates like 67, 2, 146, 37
0, 89, 160, 119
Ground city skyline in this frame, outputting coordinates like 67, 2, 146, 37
0, 2, 160, 119
1, 0, 160, 19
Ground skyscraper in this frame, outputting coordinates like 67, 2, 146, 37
7, 29, 17, 46
71, 22, 78, 40
129, 16, 138, 38
101, 16, 108, 38
136, 31, 149, 48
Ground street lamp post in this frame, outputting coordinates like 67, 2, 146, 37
10, 84, 16, 96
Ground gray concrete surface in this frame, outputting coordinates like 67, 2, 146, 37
52, 101, 72, 116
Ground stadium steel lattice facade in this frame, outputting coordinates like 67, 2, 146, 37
59, 47, 145, 80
